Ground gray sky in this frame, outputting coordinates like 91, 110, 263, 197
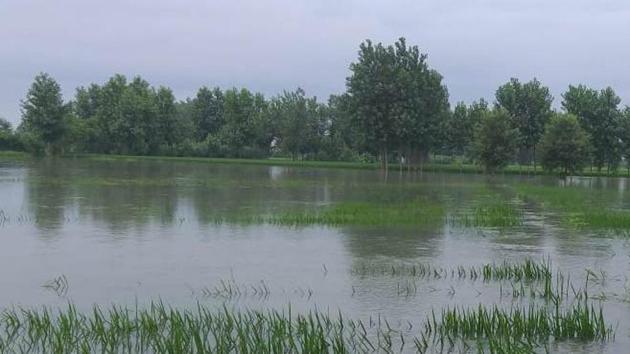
2, 0, 630, 124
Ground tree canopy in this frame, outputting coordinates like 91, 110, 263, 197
8, 38, 630, 176
539, 113, 591, 174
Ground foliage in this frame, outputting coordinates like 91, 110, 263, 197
441, 99, 488, 157
0, 118, 20, 151
539, 113, 591, 174
346, 37, 449, 169
191, 86, 223, 141
562, 85, 622, 172
8, 43, 630, 177
271, 88, 326, 160
495, 78, 553, 166
473, 109, 520, 172
20, 73, 68, 154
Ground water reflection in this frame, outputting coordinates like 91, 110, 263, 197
2, 158, 630, 353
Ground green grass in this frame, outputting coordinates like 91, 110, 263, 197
6, 151, 630, 177
450, 203, 523, 228
423, 300, 612, 349
212, 199, 526, 228
516, 184, 630, 230
0, 150, 28, 159
266, 199, 445, 226
352, 259, 552, 283
0, 298, 611, 353
0, 303, 373, 353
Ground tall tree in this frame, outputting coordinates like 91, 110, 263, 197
441, 100, 487, 158
346, 37, 448, 170
272, 88, 326, 159
152, 87, 179, 152
0, 118, 16, 150
473, 109, 520, 173
20, 73, 67, 154
192, 87, 224, 141
213, 88, 270, 157
562, 85, 622, 172
346, 39, 397, 169
324, 94, 362, 160
495, 78, 553, 169
539, 113, 591, 175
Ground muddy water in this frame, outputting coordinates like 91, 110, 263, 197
0, 158, 628, 353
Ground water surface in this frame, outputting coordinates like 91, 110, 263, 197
0, 158, 629, 353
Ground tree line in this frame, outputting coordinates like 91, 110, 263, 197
2, 37, 630, 175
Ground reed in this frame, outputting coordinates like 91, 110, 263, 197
424, 300, 612, 352
451, 203, 523, 228
0, 304, 379, 353
351, 258, 552, 283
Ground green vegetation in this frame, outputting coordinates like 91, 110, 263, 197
0, 303, 372, 353
351, 258, 551, 282
495, 78, 553, 169
473, 109, 520, 173
539, 113, 591, 174
562, 86, 623, 173
0, 296, 611, 353
423, 301, 612, 351
4, 37, 630, 175
266, 199, 444, 226
346, 37, 449, 169
516, 184, 630, 229
451, 203, 523, 228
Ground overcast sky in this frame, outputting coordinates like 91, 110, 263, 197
2, 0, 630, 124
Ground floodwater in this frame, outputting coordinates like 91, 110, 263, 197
0, 157, 629, 353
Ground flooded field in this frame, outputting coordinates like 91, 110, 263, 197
0, 157, 629, 353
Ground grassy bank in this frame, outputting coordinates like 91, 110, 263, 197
4, 151, 630, 177
75, 153, 630, 177
0, 150, 28, 160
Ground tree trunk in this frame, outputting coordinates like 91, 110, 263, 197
380, 146, 389, 172
533, 147, 536, 173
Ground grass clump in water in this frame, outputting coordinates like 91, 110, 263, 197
421, 300, 613, 352
516, 184, 630, 230
451, 202, 523, 228
352, 258, 551, 283
0, 303, 382, 353
266, 198, 445, 226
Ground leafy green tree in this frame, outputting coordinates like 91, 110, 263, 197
192, 87, 224, 141
495, 78, 553, 168
20, 73, 68, 154
539, 113, 591, 174
346, 37, 448, 170
321, 94, 362, 161
74, 84, 102, 120
618, 107, 630, 175
212, 88, 270, 158
271, 88, 326, 159
562, 85, 622, 172
152, 87, 180, 153
0, 118, 18, 150
473, 109, 520, 173
346, 39, 397, 168
394, 39, 449, 166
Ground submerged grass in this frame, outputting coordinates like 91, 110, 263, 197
450, 203, 523, 228
266, 199, 445, 226
210, 199, 526, 228
0, 303, 372, 353
352, 258, 552, 283
200, 197, 447, 227
421, 300, 613, 352
0, 298, 612, 353
517, 184, 630, 230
